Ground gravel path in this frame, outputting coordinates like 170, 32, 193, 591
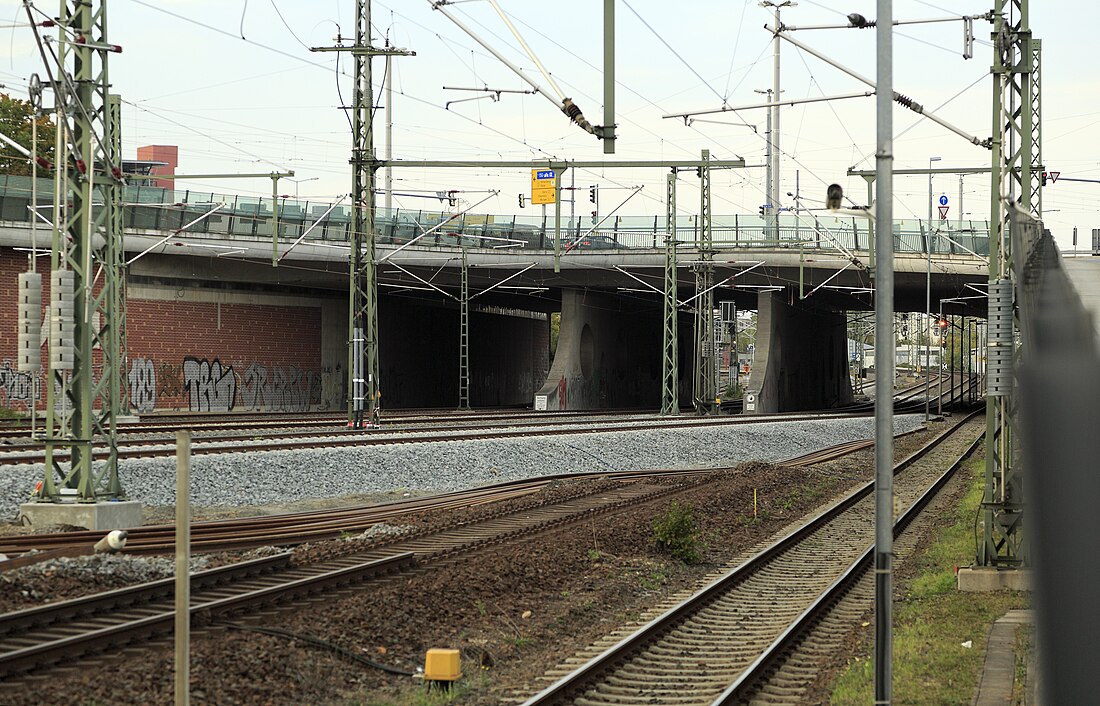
0, 414, 925, 520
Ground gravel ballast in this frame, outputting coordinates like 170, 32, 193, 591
0, 414, 926, 519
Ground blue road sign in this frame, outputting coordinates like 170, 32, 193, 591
938, 195, 949, 206
535, 170, 555, 180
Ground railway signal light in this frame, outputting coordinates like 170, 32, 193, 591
937, 318, 949, 329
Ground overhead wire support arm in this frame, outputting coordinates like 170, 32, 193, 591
375, 159, 746, 169
429, 0, 601, 138
562, 186, 643, 253
310, 45, 415, 58
486, 0, 566, 100
442, 86, 536, 94
468, 263, 538, 300
442, 86, 535, 109
665, 91, 874, 121
130, 171, 295, 267
782, 12, 992, 32
377, 190, 499, 263
769, 26, 992, 148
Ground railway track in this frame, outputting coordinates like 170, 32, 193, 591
0, 407, 638, 439
0, 410, 878, 466
0, 420, 952, 682
0, 423, 931, 560
517, 411, 984, 705
0, 470, 722, 681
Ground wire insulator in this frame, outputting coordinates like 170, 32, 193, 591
561, 98, 597, 135
893, 93, 923, 114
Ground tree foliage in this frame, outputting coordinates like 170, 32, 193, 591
0, 93, 56, 177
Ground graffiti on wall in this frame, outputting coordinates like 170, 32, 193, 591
0, 361, 38, 409
127, 357, 157, 412
124, 356, 325, 413
239, 362, 320, 412
157, 362, 183, 400
182, 357, 237, 413
320, 364, 343, 411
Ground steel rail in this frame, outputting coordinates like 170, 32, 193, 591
0, 553, 291, 638
0, 411, 879, 466
0, 553, 413, 680
711, 427, 985, 703
1, 420, 928, 560
521, 410, 981, 704
0, 475, 720, 679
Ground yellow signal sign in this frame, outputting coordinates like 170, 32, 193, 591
531, 169, 556, 205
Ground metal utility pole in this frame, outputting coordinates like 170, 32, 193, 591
38, 0, 125, 502
385, 53, 393, 213
873, 0, 896, 700
692, 149, 716, 415
602, 0, 616, 153
959, 173, 964, 221
925, 156, 940, 423
982, 0, 1038, 567
312, 1, 412, 428
754, 88, 776, 240
938, 309, 945, 416
660, 172, 679, 415
107, 93, 129, 418
762, 1, 792, 227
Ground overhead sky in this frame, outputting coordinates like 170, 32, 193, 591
0, 0, 1094, 251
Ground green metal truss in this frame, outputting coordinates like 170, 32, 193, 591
41, 0, 123, 501
660, 172, 679, 416
692, 149, 716, 415
982, 0, 1039, 567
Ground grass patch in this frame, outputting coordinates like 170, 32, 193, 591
0, 406, 25, 421
830, 456, 1029, 705
651, 501, 703, 564
343, 677, 480, 706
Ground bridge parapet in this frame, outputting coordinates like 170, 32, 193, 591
0, 174, 989, 258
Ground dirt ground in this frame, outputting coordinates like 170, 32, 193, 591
2, 425, 951, 706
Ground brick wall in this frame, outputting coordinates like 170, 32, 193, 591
1, 247, 323, 414
125, 298, 322, 413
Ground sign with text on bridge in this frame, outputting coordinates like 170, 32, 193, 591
531, 169, 557, 205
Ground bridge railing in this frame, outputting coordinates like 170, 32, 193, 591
0, 175, 989, 256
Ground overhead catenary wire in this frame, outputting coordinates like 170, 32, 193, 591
722, 0, 753, 101
130, 0, 346, 75
13, 1, 994, 234
621, 0, 726, 105
122, 98, 291, 172
114, 0, 741, 208
485, 0, 566, 102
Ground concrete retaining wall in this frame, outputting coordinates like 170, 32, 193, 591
744, 291, 853, 413
535, 289, 675, 411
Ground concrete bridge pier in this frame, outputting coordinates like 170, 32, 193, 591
535, 289, 685, 411
743, 291, 853, 413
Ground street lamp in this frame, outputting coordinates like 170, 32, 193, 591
925, 156, 941, 423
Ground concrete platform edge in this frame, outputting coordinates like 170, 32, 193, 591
19, 500, 144, 531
